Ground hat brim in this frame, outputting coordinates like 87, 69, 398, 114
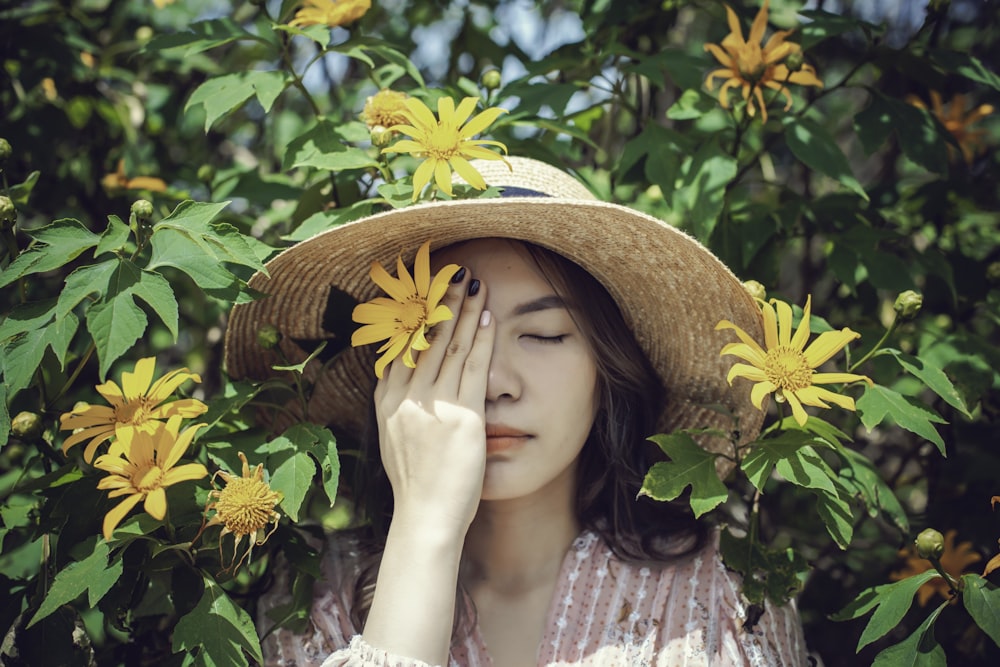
224, 194, 766, 473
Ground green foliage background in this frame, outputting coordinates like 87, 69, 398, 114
2, 0, 999, 665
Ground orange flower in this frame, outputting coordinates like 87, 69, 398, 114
704, 0, 822, 123
890, 529, 982, 606
907, 91, 994, 164
101, 159, 167, 193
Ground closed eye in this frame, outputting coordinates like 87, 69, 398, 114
523, 334, 567, 344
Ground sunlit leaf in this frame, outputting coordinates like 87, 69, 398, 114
269, 451, 316, 522
783, 116, 868, 201
962, 574, 1000, 648
640, 433, 727, 518
0, 219, 100, 288
172, 577, 263, 666
857, 385, 947, 455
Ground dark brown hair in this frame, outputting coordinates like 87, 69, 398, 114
345, 240, 708, 629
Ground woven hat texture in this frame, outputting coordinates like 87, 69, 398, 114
223, 157, 766, 465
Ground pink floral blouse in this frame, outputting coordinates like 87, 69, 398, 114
259, 530, 809, 666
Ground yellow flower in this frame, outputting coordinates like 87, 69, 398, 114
60, 357, 208, 463
101, 159, 168, 194
203, 452, 283, 572
383, 96, 509, 201
351, 241, 461, 378
152, 0, 176, 8
289, 0, 370, 29
94, 416, 208, 541
891, 529, 982, 606
361, 89, 410, 130
704, 0, 823, 123
716, 295, 872, 426
907, 91, 994, 164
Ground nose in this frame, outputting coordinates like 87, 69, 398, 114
485, 338, 521, 403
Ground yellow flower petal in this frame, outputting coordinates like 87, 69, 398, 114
144, 487, 167, 520
802, 328, 860, 367
103, 493, 143, 540
413, 241, 431, 296
783, 390, 810, 426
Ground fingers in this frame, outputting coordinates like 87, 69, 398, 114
457, 308, 494, 405
434, 278, 489, 392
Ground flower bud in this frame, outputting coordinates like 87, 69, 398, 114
742, 280, 767, 302
0, 137, 11, 164
987, 262, 1000, 285
370, 125, 393, 147
0, 195, 15, 229
197, 164, 216, 183
11, 411, 43, 440
893, 290, 923, 320
915, 528, 945, 559
131, 199, 154, 220
783, 51, 805, 72
257, 324, 282, 350
480, 68, 502, 91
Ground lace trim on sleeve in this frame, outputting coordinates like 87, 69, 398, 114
320, 635, 441, 667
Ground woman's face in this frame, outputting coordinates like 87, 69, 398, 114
433, 239, 600, 502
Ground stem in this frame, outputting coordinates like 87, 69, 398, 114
49, 342, 96, 408
928, 555, 961, 596
849, 316, 898, 373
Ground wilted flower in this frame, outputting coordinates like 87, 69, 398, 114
360, 89, 410, 130
891, 529, 981, 606
94, 416, 208, 540
60, 357, 208, 462
203, 452, 283, 572
717, 294, 872, 426
352, 241, 461, 378
289, 0, 370, 29
704, 0, 823, 123
383, 96, 509, 201
907, 91, 994, 164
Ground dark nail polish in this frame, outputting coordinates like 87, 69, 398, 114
468, 279, 481, 296
451, 267, 467, 284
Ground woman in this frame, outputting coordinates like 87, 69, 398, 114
225, 157, 809, 666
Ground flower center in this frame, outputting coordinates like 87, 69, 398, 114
396, 295, 428, 331
735, 46, 768, 82
764, 346, 813, 391
214, 477, 280, 536
135, 463, 164, 492
114, 397, 152, 426
424, 123, 462, 159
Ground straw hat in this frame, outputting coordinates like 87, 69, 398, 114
223, 157, 766, 471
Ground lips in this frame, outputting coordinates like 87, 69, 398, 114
485, 424, 531, 454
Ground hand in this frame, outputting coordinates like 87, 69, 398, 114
374, 270, 495, 537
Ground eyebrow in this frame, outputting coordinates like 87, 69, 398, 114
511, 294, 569, 316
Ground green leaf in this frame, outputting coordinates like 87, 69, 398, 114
95, 215, 132, 258
377, 182, 415, 209
0, 299, 56, 343
799, 9, 879, 49
640, 433, 727, 518
186, 71, 288, 132
56, 261, 118, 319
133, 270, 179, 341
86, 262, 148, 378
7, 170, 40, 206
2, 311, 78, 398
172, 577, 263, 666
285, 200, 377, 242
0, 219, 100, 288
871, 601, 948, 667
28, 541, 122, 627
783, 116, 868, 201
962, 574, 1000, 647
665, 89, 718, 120
740, 430, 834, 491
837, 447, 909, 534
283, 120, 379, 172
0, 385, 9, 444
282, 423, 340, 507
718, 528, 809, 605
269, 451, 317, 522
883, 349, 972, 418
831, 570, 940, 650
930, 50, 1000, 92
144, 18, 263, 57
672, 140, 737, 242
856, 385, 947, 455
812, 482, 855, 548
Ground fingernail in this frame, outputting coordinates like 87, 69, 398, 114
451, 267, 466, 283
480, 310, 492, 327
468, 279, 481, 296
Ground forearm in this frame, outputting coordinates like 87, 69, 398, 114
361, 513, 465, 666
